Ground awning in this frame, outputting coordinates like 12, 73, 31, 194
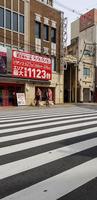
0, 74, 51, 84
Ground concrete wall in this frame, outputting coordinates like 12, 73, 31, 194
51, 73, 64, 104
25, 83, 35, 106
71, 19, 79, 40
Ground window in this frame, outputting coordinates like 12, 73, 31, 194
44, 25, 49, 41
6, 44, 11, 50
51, 27, 56, 43
48, 0, 52, 6
6, 10, 11, 29
0, 43, 4, 46
19, 15, 24, 33
35, 21, 41, 39
13, 12, 18, 32
0, 7, 4, 27
44, 0, 48, 3
42, 0, 48, 3
83, 67, 90, 76
52, 57, 56, 71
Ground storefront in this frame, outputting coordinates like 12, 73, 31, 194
0, 83, 24, 106
0, 49, 63, 106
35, 86, 55, 104
11, 50, 52, 106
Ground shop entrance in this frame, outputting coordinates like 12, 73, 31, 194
35, 87, 55, 104
0, 83, 24, 106
2, 89, 9, 106
83, 88, 90, 102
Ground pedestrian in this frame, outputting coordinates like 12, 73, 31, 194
35, 88, 41, 106
45, 89, 49, 106
48, 88, 52, 101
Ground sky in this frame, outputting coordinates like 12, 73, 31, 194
54, 0, 97, 44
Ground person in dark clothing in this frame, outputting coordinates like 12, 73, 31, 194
35, 88, 41, 106
45, 89, 49, 106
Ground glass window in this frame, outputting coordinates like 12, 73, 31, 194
6, 10, 11, 29
43, 0, 48, 3
0, 7, 4, 27
44, 25, 49, 41
19, 15, 24, 33
35, 21, 41, 39
6, 45, 11, 50
52, 57, 56, 71
51, 27, 56, 43
13, 12, 18, 32
48, 0, 52, 6
0, 43, 4, 46
83, 67, 90, 76
42, 0, 48, 3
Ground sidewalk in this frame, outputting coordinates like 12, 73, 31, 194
76, 102, 97, 106
1, 102, 97, 111
0, 103, 75, 111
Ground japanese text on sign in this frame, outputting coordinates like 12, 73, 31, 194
12, 50, 52, 80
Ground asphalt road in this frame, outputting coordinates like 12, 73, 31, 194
0, 105, 97, 200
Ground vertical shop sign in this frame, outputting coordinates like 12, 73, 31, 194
0, 46, 7, 74
12, 50, 52, 80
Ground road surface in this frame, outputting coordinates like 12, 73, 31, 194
0, 105, 97, 200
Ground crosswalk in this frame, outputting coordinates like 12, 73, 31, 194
0, 106, 97, 199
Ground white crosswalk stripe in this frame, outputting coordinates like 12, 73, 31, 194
5, 158, 97, 200
1, 137, 97, 180
0, 106, 97, 200
1, 119, 97, 142
0, 127, 97, 156
0, 112, 97, 128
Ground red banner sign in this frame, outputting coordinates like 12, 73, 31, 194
12, 50, 52, 80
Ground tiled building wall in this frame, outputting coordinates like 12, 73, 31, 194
30, 0, 61, 72
0, 0, 64, 105
0, 0, 24, 48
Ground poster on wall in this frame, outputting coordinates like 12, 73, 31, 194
0, 46, 7, 74
12, 50, 52, 80
16, 93, 26, 106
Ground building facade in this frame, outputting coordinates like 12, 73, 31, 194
64, 41, 78, 103
70, 9, 97, 102
0, 0, 64, 106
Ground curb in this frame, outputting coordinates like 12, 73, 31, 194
0, 104, 75, 111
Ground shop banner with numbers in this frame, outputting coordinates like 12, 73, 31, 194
12, 50, 52, 80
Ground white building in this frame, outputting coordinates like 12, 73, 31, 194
71, 9, 97, 102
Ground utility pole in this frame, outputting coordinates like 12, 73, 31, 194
75, 63, 77, 103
